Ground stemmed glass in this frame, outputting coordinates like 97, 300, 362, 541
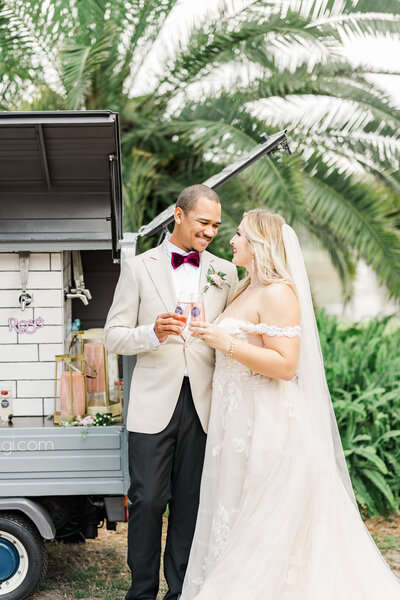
174, 293, 192, 326
190, 293, 206, 334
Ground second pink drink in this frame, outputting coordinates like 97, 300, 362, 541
190, 293, 205, 331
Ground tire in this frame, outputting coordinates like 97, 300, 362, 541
0, 513, 47, 600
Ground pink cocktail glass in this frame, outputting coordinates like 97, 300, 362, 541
190, 293, 205, 333
175, 293, 191, 327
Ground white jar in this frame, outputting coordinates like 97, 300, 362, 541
0, 389, 13, 422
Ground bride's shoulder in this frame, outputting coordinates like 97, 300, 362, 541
258, 283, 299, 322
260, 282, 297, 302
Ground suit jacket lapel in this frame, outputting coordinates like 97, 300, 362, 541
200, 252, 215, 319
143, 244, 176, 313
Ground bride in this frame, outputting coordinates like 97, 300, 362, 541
182, 209, 400, 599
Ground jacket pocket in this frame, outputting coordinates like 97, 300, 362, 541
136, 354, 159, 368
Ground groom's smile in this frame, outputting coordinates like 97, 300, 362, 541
170, 195, 222, 253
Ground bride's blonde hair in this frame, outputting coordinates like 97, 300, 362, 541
230, 209, 293, 302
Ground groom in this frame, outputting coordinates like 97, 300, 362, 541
104, 184, 238, 600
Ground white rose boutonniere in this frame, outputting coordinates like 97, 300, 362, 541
204, 265, 230, 293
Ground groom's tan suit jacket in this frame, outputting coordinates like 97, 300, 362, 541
104, 243, 238, 434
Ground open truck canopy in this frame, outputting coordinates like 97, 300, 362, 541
0, 110, 123, 258
0, 109, 290, 259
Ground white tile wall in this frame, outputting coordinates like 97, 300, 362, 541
3, 271, 62, 289
43, 397, 55, 415
18, 326, 64, 344
0, 253, 50, 271
12, 398, 43, 417
0, 327, 18, 344
0, 362, 54, 380
0, 345, 38, 362
0, 291, 26, 308
32, 307, 63, 324
0, 252, 71, 416
50, 253, 62, 271
30, 290, 63, 307
0, 308, 34, 322
17, 380, 55, 398
0, 290, 63, 308
38, 344, 64, 362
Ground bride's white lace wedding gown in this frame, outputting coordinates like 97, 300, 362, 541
181, 317, 400, 600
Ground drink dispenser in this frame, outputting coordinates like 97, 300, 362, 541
72, 330, 122, 418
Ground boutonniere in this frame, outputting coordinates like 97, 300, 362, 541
204, 264, 230, 293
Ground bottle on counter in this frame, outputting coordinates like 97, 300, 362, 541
0, 389, 13, 422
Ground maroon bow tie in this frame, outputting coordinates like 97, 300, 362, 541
171, 251, 200, 269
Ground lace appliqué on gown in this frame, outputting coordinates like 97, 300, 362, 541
187, 318, 302, 595
181, 322, 400, 598
208, 502, 239, 560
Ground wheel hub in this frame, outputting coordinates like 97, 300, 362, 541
0, 531, 28, 594
0, 536, 20, 581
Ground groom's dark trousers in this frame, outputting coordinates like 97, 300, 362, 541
125, 377, 207, 600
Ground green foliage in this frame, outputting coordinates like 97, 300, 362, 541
318, 311, 400, 516
1, 0, 400, 298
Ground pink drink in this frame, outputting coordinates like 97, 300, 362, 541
175, 299, 191, 328
190, 302, 205, 322
190, 293, 205, 335
60, 372, 86, 416
190, 294, 205, 335
174, 314, 188, 325
84, 342, 106, 393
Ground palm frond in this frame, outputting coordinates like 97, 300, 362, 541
343, 0, 400, 13
124, 0, 179, 86
256, 68, 400, 125
61, 31, 114, 109
248, 0, 400, 18
311, 12, 400, 37
303, 157, 400, 299
0, 2, 42, 78
160, 11, 338, 92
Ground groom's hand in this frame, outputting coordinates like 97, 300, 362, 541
154, 312, 185, 342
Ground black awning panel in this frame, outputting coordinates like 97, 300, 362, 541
0, 111, 123, 257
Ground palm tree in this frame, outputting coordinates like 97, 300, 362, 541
1, 0, 399, 299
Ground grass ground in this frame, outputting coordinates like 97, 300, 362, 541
33, 515, 400, 600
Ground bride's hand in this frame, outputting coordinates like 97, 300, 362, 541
189, 321, 231, 352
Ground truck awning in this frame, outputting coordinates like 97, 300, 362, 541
0, 110, 123, 259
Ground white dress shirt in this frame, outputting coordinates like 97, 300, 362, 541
148, 235, 202, 354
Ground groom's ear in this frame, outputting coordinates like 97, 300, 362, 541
174, 206, 184, 225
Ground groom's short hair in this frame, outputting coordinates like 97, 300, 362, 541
176, 184, 220, 215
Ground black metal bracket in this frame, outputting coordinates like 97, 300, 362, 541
36, 124, 52, 190
108, 154, 119, 262
137, 129, 291, 239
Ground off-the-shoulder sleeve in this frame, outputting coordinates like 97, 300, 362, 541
241, 322, 301, 338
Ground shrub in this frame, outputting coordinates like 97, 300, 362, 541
318, 311, 400, 517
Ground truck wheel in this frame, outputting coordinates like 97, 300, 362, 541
0, 513, 47, 599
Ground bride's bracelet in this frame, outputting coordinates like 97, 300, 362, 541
226, 337, 235, 369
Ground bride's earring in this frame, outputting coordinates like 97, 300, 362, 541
251, 254, 255, 272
